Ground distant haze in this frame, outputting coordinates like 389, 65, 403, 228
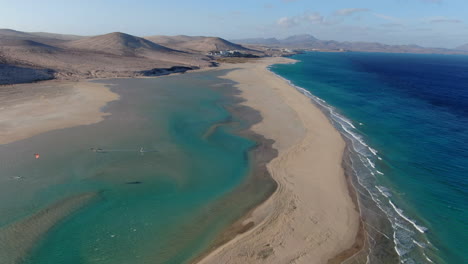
0, 0, 467, 48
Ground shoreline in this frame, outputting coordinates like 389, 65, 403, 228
0, 80, 119, 145
197, 57, 361, 263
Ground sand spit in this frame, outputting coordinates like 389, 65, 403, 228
198, 58, 360, 264
0, 80, 119, 145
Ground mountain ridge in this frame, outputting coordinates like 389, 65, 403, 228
232, 34, 468, 55
456, 43, 468, 51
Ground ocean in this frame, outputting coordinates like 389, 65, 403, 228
0, 70, 276, 264
270, 52, 468, 264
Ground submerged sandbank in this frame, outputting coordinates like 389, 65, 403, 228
0, 192, 97, 264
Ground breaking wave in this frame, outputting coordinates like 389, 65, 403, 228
268, 66, 435, 264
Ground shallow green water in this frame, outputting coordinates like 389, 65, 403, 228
0, 71, 274, 264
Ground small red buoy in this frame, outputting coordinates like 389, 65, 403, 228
34, 153, 40, 159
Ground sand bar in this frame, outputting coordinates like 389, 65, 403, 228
0, 81, 119, 145
198, 57, 360, 264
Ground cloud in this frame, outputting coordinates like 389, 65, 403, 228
430, 18, 461, 23
413, 27, 432, 31
276, 8, 370, 29
381, 23, 405, 28
277, 17, 298, 27
373, 13, 402, 23
304, 12, 324, 23
277, 12, 324, 28
420, 0, 442, 3
334, 8, 369, 16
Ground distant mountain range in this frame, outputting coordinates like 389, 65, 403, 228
456, 43, 468, 51
233, 34, 468, 55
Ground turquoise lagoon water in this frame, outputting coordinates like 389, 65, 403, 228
271, 52, 468, 264
0, 71, 275, 264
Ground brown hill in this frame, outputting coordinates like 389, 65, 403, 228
145, 35, 204, 46
0, 29, 82, 46
66, 32, 175, 56
29, 32, 83, 41
0, 39, 60, 52
145, 35, 251, 53
0, 29, 83, 41
0, 29, 34, 38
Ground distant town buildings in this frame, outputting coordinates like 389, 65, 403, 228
206, 50, 258, 58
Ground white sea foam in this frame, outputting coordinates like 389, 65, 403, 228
422, 252, 435, 263
331, 110, 356, 129
396, 222, 413, 233
413, 239, 426, 248
393, 231, 406, 257
340, 124, 371, 154
268, 66, 434, 262
368, 147, 378, 155
366, 157, 376, 169
389, 200, 428, 233
376, 185, 392, 198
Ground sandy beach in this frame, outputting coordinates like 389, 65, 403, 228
0, 81, 119, 145
198, 57, 361, 264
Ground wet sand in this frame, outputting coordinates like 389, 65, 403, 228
197, 57, 361, 264
0, 80, 119, 145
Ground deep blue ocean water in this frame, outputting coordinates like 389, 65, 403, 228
271, 52, 467, 264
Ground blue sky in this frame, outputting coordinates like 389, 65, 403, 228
1, 0, 467, 48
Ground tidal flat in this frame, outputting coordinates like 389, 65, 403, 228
0, 70, 276, 264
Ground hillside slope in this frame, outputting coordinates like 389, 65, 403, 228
66, 32, 175, 56
145, 35, 253, 53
